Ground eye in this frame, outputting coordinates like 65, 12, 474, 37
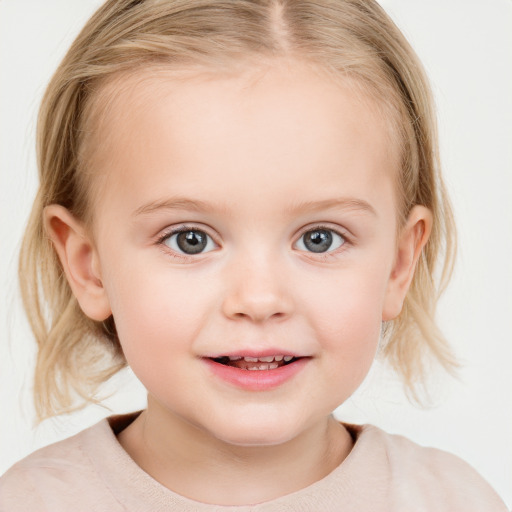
162, 229, 216, 255
295, 227, 346, 254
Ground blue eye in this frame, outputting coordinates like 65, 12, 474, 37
162, 229, 216, 255
295, 228, 345, 253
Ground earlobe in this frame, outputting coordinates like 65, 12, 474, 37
44, 205, 112, 321
382, 205, 432, 321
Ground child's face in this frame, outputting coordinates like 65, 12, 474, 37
55, 60, 428, 446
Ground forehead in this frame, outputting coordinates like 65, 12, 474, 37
83, 59, 400, 221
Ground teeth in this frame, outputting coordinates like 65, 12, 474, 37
241, 355, 294, 363
246, 363, 280, 371
217, 355, 297, 367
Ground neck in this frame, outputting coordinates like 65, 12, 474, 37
118, 399, 353, 506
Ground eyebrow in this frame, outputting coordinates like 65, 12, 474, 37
133, 197, 228, 216
285, 197, 377, 217
133, 196, 377, 217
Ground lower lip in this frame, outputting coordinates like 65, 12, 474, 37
203, 358, 310, 391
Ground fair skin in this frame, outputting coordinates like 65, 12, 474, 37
45, 59, 431, 505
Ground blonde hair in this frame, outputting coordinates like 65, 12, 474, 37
19, 0, 457, 420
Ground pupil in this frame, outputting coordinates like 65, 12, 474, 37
177, 231, 207, 254
304, 230, 332, 253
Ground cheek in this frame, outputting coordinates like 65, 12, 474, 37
103, 261, 212, 364
304, 267, 388, 380
104, 270, 212, 404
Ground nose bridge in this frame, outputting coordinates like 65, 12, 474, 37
222, 244, 292, 322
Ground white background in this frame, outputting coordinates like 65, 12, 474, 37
0, 0, 511, 506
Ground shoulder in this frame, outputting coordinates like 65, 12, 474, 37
354, 424, 508, 511
0, 418, 124, 512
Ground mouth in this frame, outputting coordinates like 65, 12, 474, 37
204, 353, 310, 390
210, 355, 300, 371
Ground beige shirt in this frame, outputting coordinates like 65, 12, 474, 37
0, 412, 507, 511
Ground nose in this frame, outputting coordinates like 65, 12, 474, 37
221, 253, 293, 323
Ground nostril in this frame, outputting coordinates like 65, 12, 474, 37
221, 284, 293, 323
229, 310, 289, 323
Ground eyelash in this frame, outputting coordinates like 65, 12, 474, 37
156, 225, 217, 262
156, 224, 352, 261
296, 224, 351, 260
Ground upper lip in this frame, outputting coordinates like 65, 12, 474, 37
204, 349, 307, 359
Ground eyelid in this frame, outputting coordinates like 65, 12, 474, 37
156, 222, 218, 241
156, 224, 220, 260
295, 223, 351, 240
154, 222, 351, 261
293, 224, 352, 254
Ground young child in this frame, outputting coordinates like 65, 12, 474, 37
0, 0, 508, 509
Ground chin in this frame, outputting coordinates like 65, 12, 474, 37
207, 415, 304, 448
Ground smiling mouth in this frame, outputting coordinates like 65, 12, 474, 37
211, 355, 300, 371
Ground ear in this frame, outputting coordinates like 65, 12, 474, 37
44, 205, 112, 322
382, 205, 432, 321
